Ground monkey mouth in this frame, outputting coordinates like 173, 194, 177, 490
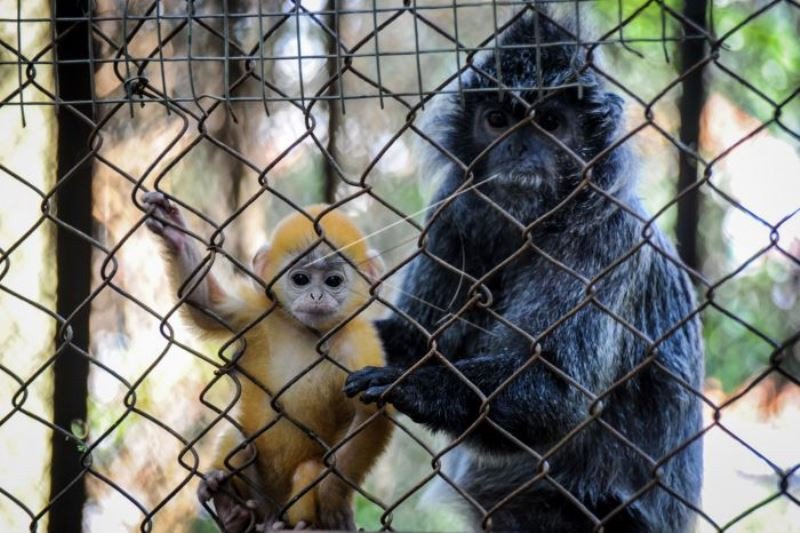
292, 306, 337, 327
505, 170, 544, 189
294, 308, 333, 319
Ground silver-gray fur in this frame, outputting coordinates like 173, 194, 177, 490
346, 8, 703, 532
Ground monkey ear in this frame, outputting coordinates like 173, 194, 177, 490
361, 248, 385, 285
252, 242, 271, 278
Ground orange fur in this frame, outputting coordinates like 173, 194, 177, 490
171, 205, 392, 528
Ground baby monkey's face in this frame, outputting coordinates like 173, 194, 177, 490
280, 248, 355, 330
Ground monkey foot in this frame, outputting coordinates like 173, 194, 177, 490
198, 470, 258, 533
316, 506, 355, 531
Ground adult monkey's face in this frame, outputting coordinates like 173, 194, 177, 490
468, 91, 587, 198
436, 11, 625, 219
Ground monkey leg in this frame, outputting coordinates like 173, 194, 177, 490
315, 406, 393, 530
201, 428, 271, 532
285, 459, 323, 528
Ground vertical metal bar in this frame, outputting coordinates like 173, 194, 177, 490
324, 0, 341, 204
451, 0, 464, 107
49, 1, 95, 532
410, 0, 424, 107
16, 0, 26, 126
676, 0, 708, 271
371, 0, 384, 109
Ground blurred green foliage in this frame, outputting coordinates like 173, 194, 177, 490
594, 0, 799, 393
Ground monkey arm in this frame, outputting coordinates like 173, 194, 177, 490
143, 191, 261, 334
374, 315, 431, 368
344, 353, 586, 453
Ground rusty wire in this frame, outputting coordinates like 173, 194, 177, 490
0, 0, 798, 532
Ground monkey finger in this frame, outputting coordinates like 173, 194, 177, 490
141, 191, 162, 201
362, 383, 426, 423
343, 379, 366, 398
143, 192, 186, 226
360, 385, 392, 405
144, 218, 165, 235
196, 483, 215, 503
142, 191, 169, 209
344, 366, 400, 397
197, 470, 226, 502
343, 370, 375, 397
220, 507, 254, 533
197, 485, 212, 503
245, 499, 259, 510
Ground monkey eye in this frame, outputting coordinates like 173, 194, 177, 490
324, 275, 343, 288
291, 273, 310, 286
484, 109, 510, 130
536, 110, 561, 132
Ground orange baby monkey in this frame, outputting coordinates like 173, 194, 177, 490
142, 192, 393, 531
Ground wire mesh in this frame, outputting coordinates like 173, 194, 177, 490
0, 0, 798, 531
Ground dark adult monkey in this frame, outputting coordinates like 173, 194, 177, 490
345, 8, 703, 532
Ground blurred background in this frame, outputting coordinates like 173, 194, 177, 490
0, 0, 797, 531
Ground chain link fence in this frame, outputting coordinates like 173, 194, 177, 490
0, 0, 798, 531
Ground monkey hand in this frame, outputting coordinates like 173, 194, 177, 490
198, 470, 258, 533
142, 191, 188, 251
344, 366, 432, 424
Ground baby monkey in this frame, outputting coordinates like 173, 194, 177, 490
142, 192, 392, 531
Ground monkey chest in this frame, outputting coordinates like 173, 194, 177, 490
247, 329, 354, 442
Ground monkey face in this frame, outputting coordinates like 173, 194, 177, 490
280, 262, 351, 330
470, 96, 585, 196
427, 12, 626, 222
273, 247, 368, 331
456, 85, 625, 220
